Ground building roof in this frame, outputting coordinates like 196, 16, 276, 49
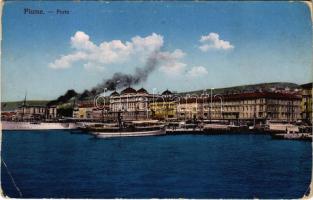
121, 87, 137, 95
1, 111, 16, 115
162, 89, 172, 95
137, 88, 148, 94
221, 92, 301, 101
78, 103, 94, 108
190, 92, 301, 102
176, 92, 301, 103
110, 91, 120, 96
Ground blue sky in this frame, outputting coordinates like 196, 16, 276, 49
2, 1, 312, 101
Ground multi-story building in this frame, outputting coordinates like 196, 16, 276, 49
73, 104, 93, 119
15, 105, 57, 120
73, 98, 111, 121
109, 87, 152, 121
300, 83, 312, 124
1, 111, 17, 121
90, 105, 111, 121
208, 92, 301, 124
73, 99, 93, 119
174, 91, 301, 124
150, 90, 177, 120
70, 88, 302, 124
46, 106, 57, 119
177, 97, 205, 120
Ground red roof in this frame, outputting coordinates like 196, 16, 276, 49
159, 92, 301, 104
1, 111, 16, 116
78, 103, 94, 108
218, 92, 301, 101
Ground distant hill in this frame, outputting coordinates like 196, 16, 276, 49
1, 100, 50, 112
179, 82, 300, 96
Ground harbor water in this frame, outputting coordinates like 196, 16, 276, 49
1, 130, 311, 198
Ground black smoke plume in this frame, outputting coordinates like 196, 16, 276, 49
93, 52, 160, 92
47, 89, 78, 106
54, 51, 163, 101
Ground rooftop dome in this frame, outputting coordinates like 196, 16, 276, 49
110, 91, 120, 96
121, 87, 137, 95
162, 89, 172, 96
137, 88, 148, 94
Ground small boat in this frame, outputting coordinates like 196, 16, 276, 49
271, 133, 312, 141
87, 120, 166, 138
271, 126, 312, 141
267, 121, 299, 133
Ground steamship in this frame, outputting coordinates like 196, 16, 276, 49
1, 95, 78, 131
1, 121, 78, 131
87, 120, 166, 138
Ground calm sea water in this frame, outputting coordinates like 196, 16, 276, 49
1, 130, 311, 198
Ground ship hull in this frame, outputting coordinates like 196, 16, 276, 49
91, 129, 166, 138
1, 121, 78, 131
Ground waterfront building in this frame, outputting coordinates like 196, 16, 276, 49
1, 111, 17, 121
300, 83, 312, 124
91, 104, 111, 121
15, 105, 57, 121
109, 87, 152, 121
72, 88, 302, 124
72, 98, 111, 121
208, 92, 301, 124
72, 107, 79, 119
177, 97, 205, 120
72, 101, 94, 119
150, 90, 178, 120
89, 108, 102, 120
46, 106, 57, 119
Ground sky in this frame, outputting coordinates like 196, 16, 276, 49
2, 1, 312, 101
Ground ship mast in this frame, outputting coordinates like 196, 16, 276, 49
21, 91, 27, 121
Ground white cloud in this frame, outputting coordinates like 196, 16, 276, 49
49, 52, 87, 69
71, 31, 97, 51
199, 32, 234, 51
186, 66, 208, 78
159, 49, 187, 75
50, 31, 189, 78
49, 31, 165, 70
132, 33, 164, 53
160, 62, 187, 75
